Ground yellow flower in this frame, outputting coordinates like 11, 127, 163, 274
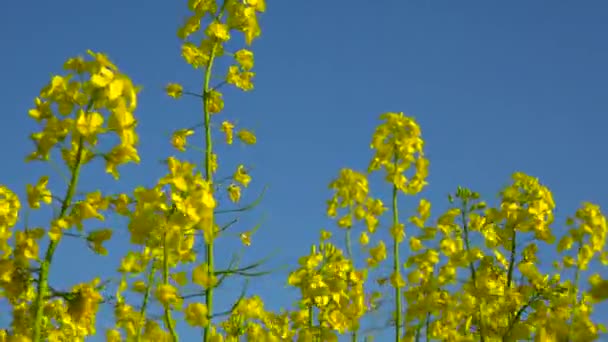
177, 14, 202, 40
246, 0, 266, 12
234, 49, 254, 70
207, 90, 224, 114
184, 303, 209, 327
166, 83, 183, 98
221, 121, 235, 144
227, 66, 255, 91
237, 129, 257, 145
49, 217, 69, 241
192, 263, 218, 289
91, 66, 115, 88
131, 280, 147, 293
409, 237, 423, 251
76, 110, 104, 137
182, 42, 209, 68
171, 129, 194, 152
367, 241, 386, 267
171, 271, 189, 287
86, 229, 113, 255
155, 284, 179, 307
206, 21, 230, 41
234, 165, 251, 187
359, 232, 369, 246
28, 97, 53, 121
67, 280, 103, 334
105, 329, 122, 342
390, 272, 405, 288
240, 231, 252, 246
64, 56, 86, 74
26, 176, 52, 209
417, 198, 431, 220
210, 152, 218, 174
15, 231, 40, 261
390, 223, 405, 243
227, 184, 241, 203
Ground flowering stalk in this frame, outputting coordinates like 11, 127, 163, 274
32, 107, 88, 341
136, 262, 156, 342
391, 182, 401, 341
202, 35, 220, 342
163, 231, 179, 341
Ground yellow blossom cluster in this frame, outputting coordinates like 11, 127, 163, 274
369, 112, 429, 195
327, 168, 386, 232
28, 50, 140, 178
288, 237, 368, 340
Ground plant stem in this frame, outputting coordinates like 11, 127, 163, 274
345, 228, 358, 342
460, 200, 484, 342
202, 38, 219, 342
346, 228, 353, 262
568, 242, 583, 340
32, 134, 85, 342
136, 262, 156, 342
506, 226, 517, 289
392, 182, 401, 342
163, 232, 178, 342
308, 304, 315, 342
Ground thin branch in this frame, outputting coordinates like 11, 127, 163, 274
210, 279, 249, 319
215, 186, 267, 215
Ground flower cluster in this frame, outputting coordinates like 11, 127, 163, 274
288, 236, 368, 340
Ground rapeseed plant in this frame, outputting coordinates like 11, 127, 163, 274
0, 1, 607, 341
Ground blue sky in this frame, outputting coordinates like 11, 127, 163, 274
1, 0, 607, 340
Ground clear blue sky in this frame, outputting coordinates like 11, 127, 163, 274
1, 0, 607, 340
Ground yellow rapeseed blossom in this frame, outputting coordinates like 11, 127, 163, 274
234, 165, 251, 187
86, 229, 113, 255
234, 49, 254, 70
227, 184, 241, 203
184, 303, 209, 327
171, 129, 194, 152
177, 14, 202, 40
221, 121, 235, 144
192, 263, 218, 289
206, 90, 224, 114
226, 66, 254, 91
26, 176, 52, 209
206, 21, 231, 41
240, 231, 252, 246
165, 83, 183, 98
237, 129, 256, 145
368, 112, 428, 194
155, 284, 180, 307
359, 232, 369, 246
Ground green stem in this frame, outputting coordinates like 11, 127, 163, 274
308, 304, 315, 342
346, 228, 353, 261
460, 201, 484, 342
568, 242, 583, 340
308, 244, 316, 341
425, 310, 430, 341
345, 228, 358, 342
202, 38, 219, 342
136, 262, 156, 342
506, 226, 517, 289
391, 183, 401, 342
502, 224, 517, 341
32, 134, 85, 341
163, 232, 178, 342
